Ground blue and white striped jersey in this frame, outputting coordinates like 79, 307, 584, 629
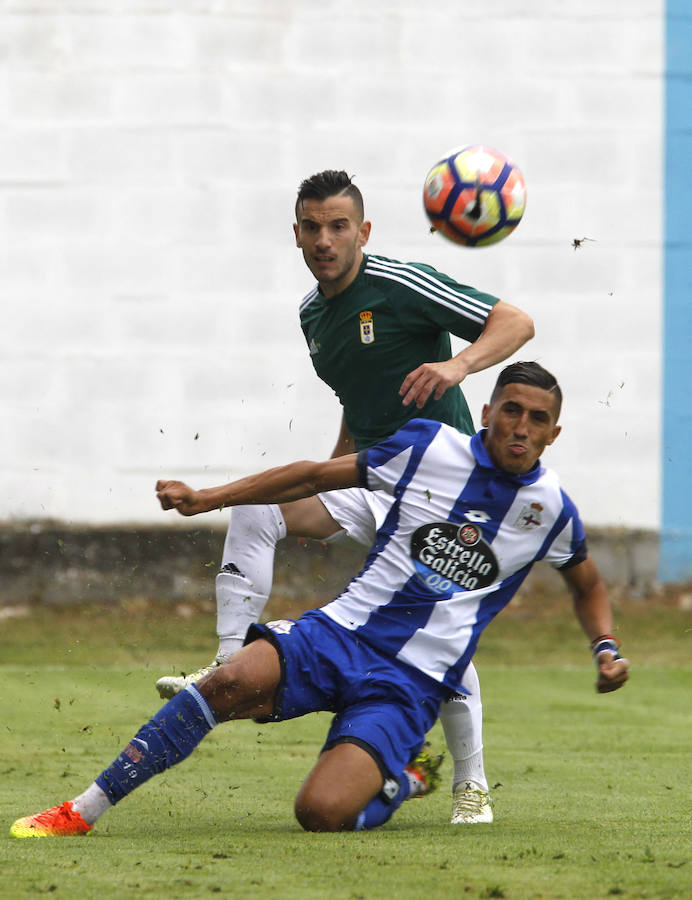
319, 419, 586, 691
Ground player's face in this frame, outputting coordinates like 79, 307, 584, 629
294, 195, 371, 298
481, 383, 561, 475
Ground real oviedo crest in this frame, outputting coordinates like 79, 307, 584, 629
410, 521, 499, 595
359, 310, 374, 344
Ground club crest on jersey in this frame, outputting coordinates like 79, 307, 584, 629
514, 502, 543, 530
410, 521, 499, 595
359, 310, 375, 344
266, 619, 296, 634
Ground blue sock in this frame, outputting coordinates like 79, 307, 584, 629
353, 775, 410, 831
95, 685, 217, 804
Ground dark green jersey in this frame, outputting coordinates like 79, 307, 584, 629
299, 253, 501, 450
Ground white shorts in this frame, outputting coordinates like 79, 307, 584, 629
318, 488, 395, 547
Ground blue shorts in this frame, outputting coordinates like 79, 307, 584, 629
245, 610, 448, 781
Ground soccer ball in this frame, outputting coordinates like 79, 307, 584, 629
423, 145, 526, 247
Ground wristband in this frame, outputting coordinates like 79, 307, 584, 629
590, 634, 621, 661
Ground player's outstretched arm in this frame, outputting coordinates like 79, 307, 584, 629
156, 454, 360, 517
399, 300, 535, 409
560, 556, 630, 694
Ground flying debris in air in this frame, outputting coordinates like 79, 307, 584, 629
572, 237, 596, 251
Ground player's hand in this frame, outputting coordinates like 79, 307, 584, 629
399, 359, 467, 409
595, 651, 630, 693
156, 479, 206, 516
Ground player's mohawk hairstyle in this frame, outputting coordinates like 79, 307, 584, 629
296, 170, 364, 221
492, 361, 563, 420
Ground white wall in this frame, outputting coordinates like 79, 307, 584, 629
0, 0, 663, 527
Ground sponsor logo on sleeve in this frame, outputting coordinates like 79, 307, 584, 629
410, 521, 499, 595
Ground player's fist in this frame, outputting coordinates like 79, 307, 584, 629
156, 479, 202, 516
595, 651, 630, 693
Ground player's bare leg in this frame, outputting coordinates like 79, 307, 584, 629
155, 497, 341, 698
294, 738, 446, 833
197, 639, 281, 721
294, 743, 384, 832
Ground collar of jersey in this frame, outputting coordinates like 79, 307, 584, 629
471, 430, 543, 486
316, 255, 368, 301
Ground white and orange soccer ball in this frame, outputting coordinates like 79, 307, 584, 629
423, 145, 526, 247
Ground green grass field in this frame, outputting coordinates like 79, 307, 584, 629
1, 598, 690, 899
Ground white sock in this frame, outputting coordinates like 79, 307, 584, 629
439, 661, 489, 792
72, 782, 112, 825
215, 504, 286, 660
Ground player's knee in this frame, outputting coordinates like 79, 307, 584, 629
294, 785, 357, 833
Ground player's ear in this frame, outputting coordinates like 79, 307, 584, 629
293, 222, 301, 247
358, 220, 371, 247
480, 403, 490, 427
545, 424, 561, 446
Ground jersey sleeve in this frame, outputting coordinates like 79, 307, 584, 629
542, 490, 588, 569
390, 261, 501, 343
356, 419, 443, 496
298, 288, 320, 346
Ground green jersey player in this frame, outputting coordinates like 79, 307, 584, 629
300, 252, 500, 449
155, 170, 534, 824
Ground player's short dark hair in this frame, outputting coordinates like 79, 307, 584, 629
295, 170, 364, 221
491, 361, 563, 420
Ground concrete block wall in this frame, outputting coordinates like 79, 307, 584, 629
0, 1, 663, 528
0, 521, 660, 612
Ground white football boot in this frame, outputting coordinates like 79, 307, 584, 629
450, 780, 494, 824
155, 659, 222, 699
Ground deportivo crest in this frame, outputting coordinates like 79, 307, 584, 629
359, 310, 375, 344
514, 502, 543, 530
266, 619, 296, 634
410, 521, 499, 595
